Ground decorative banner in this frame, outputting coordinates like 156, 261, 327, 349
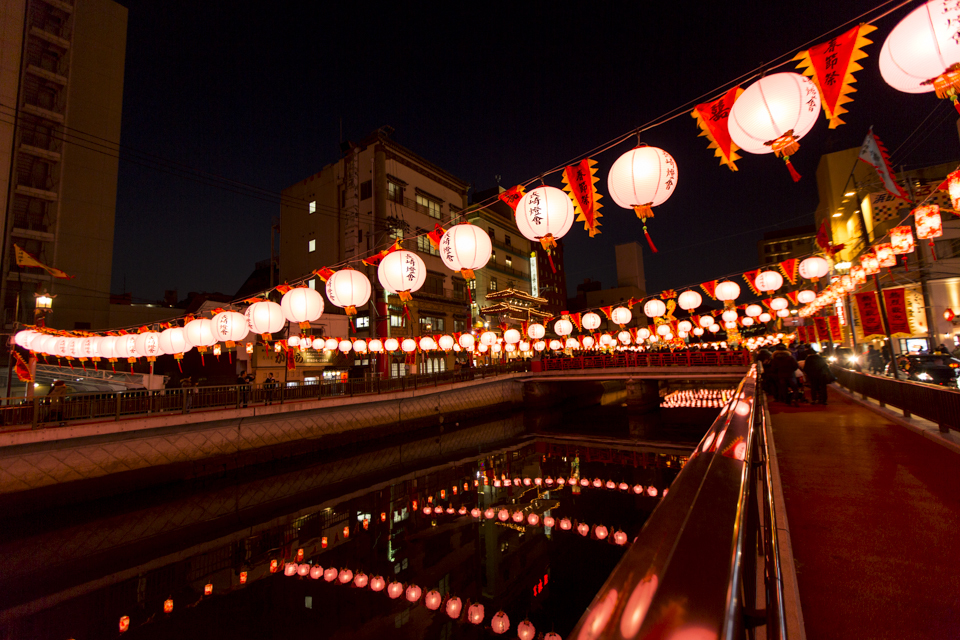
561, 158, 603, 237
761, 298, 774, 310
815, 219, 844, 257
599, 305, 613, 321
427, 224, 446, 250
883, 288, 911, 337
827, 315, 842, 342
786, 291, 799, 306
814, 316, 830, 343
699, 281, 718, 300
743, 269, 761, 296
14, 244, 74, 279
779, 258, 798, 285
691, 86, 744, 171
569, 312, 582, 332
361, 242, 401, 267
661, 289, 677, 299
797, 325, 808, 343
12, 351, 32, 382
854, 291, 885, 340
793, 24, 877, 129
313, 267, 336, 282
858, 127, 910, 201
498, 185, 526, 211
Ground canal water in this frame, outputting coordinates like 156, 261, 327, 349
0, 384, 716, 640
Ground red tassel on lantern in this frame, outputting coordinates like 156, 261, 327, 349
783, 157, 801, 182
642, 224, 658, 253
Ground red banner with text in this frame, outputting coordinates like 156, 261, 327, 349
828, 315, 842, 342
814, 317, 829, 343
882, 287, 911, 337
854, 292, 885, 340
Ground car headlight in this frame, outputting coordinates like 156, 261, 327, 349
917, 372, 932, 381
847, 356, 859, 364
828, 356, 837, 363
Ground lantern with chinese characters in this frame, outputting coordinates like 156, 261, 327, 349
611, 306, 632, 325
755, 270, 784, 292
797, 290, 816, 304
213, 311, 249, 346
914, 205, 943, 257
515, 186, 575, 251
728, 72, 821, 181
554, 318, 573, 336
890, 225, 915, 256
468, 603, 485, 625
378, 250, 426, 301
582, 312, 601, 330
281, 287, 324, 325
439, 223, 492, 282
325, 268, 371, 316
607, 145, 679, 250
643, 299, 666, 318
245, 300, 285, 337
438, 335, 455, 351
715, 281, 741, 301
799, 256, 830, 281
480, 331, 497, 346
491, 611, 510, 635
879, 1, 960, 113
677, 290, 702, 310
875, 242, 896, 267
527, 323, 545, 340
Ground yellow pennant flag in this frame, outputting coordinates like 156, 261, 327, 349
14, 244, 74, 279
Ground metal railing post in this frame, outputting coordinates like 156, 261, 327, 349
31, 396, 39, 429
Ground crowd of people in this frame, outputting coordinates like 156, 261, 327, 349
756, 342, 834, 407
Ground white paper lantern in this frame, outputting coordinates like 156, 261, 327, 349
134, 332, 163, 358
527, 323, 545, 340
281, 288, 324, 324
311, 338, 324, 349
698, 315, 715, 328
618, 330, 631, 344
607, 146, 678, 217
419, 337, 436, 351
401, 338, 417, 353
514, 186, 575, 247
582, 335, 596, 348
643, 299, 666, 318
693, 327, 704, 336
880, 2, 960, 99
439, 224, 492, 273
505, 343, 516, 352
480, 331, 497, 346
656, 324, 671, 336
638, 327, 651, 340
459, 333, 475, 350
438, 335, 455, 350
724, 321, 737, 329
777, 308, 791, 318
185, 318, 217, 347
491, 343, 502, 353
549, 339, 562, 350
554, 319, 573, 336
611, 306, 632, 325
677, 290, 702, 311
599, 334, 614, 347
504, 329, 521, 344
746, 304, 763, 317
519, 340, 530, 351
64, 337, 79, 358
354, 339, 368, 353
722, 310, 739, 323
115, 335, 138, 359
677, 320, 693, 333
715, 281, 740, 301
98, 336, 118, 359
534, 340, 546, 351
384, 337, 399, 351
245, 301, 285, 335
325, 268, 371, 312
759, 312, 772, 323
378, 250, 427, 300
213, 311, 249, 343
581, 312, 601, 330
564, 337, 579, 349
299, 336, 311, 349
368, 339, 384, 352
158, 328, 188, 355
323, 338, 338, 350
755, 270, 783, 292
709, 324, 720, 333
797, 289, 816, 304
799, 256, 830, 280
742, 317, 755, 326
770, 297, 789, 311
728, 73, 821, 155
338, 339, 352, 353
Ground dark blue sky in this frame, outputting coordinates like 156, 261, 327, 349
111, 0, 958, 303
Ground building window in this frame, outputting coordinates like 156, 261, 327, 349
505, 256, 512, 268
419, 315, 445, 333
504, 235, 511, 246
417, 235, 440, 256
308, 239, 316, 252
488, 227, 495, 240
491, 251, 496, 261
309, 201, 316, 214
416, 194, 442, 219
423, 274, 444, 296
489, 278, 498, 292
390, 314, 404, 327
419, 357, 446, 374
453, 279, 466, 300
454, 318, 467, 332
388, 180, 403, 204
308, 278, 316, 290
360, 180, 372, 200
355, 315, 370, 328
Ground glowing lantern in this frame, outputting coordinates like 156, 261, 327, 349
480, 331, 498, 346
875, 242, 896, 267
527, 513, 540, 526
438, 335, 455, 350
310, 565, 323, 579
647, 486, 659, 497
164, 598, 173, 613
595, 525, 609, 540
618, 330, 631, 344
777, 309, 790, 318
758, 312, 772, 323
354, 572, 369, 588
582, 312, 601, 330
728, 72, 821, 180
693, 327, 704, 336
468, 603, 485, 625
370, 576, 385, 592
470, 508, 482, 518
565, 337, 579, 349
770, 297, 788, 311
245, 301, 284, 336
577, 522, 590, 536
446, 596, 463, 619
614, 530, 628, 545
676, 290, 702, 312
599, 334, 614, 347
378, 250, 426, 301
698, 315, 714, 328
387, 582, 403, 599
915, 205, 943, 257
491, 611, 511, 635
745, 304, 762, 317
458, 333, 475, 350
325, 268, 371, 315
515, 186, 575, 250
211, 311, 248, 345
519, 340, 531, 351
335, 339, 351, 353
527, 323, 545, 340
607, 145, 679, 247
605, 480, 615, 489
716, 281, 741, 302
742, 317, 755, 326
554, 318, 573, 336
496, 508, 509, 521
890, 226, 915, 255
549, 339, 562, 350
284, 562, 298, 577
582, 335, 596, 348
611, 306, 632, 325
368, 338, 384, 352
405, 585, 422, 603
721, 309, 738, 323
381, 337, 397, 352
440, 223, 492, 279
518, 620, 536, 640
353, 339, 368, 353
419, 336, 436, 351
184, 318, 216, 348
799, 256, 830, 281
339, 569, 354, 584
850, 266, 866, 285
423, 589, 442, 610
119, 616, 130, 633
511, 510, 524, 523
281, 287, 324, 324
484, 507, 496, 519
560, 518, 572, 530
399, 338, 416, 353
324, 567, 338, 582
544, 515, 556, 528
643, 299, 666, 318
879, 1, 960, 112
755, 270, 784, 292
504, 329, 521, 344
159, 328, 190, 356
633, 484, 643, 494
797, 290, 816, 304
948, 170, 960, 209
318, 338, 334, 351
709, 325, 720, 333
297, 564, 310, 577
546, 634, 563, 640
677, 320, 693, 333
478, 344, 489, 353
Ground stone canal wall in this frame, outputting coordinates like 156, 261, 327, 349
0, 375, 526, 498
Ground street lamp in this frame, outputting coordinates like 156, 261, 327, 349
35, 294, 52, 310
34, 292, 54, 327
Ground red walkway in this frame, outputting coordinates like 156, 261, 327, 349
771, 388, 960, 640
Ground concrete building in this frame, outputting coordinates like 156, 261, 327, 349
0, 0, 127, 331
569, 242, 647, 317
532, 237, 567, 317
280, 129, 471, 375
757, 226, 817, 266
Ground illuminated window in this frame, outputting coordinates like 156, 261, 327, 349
355, 316, 369, 328
308, 201, 316, 214
308, 239, 316, 252
308, 279, 316, 290
505, 256, 512, 268
489, 278, 498, 292
417, 235, 439, 256
416, 194, 441, 219
387, 180, 403, 203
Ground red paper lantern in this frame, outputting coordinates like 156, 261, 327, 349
425, 590, 442, 610
544, 515, 556, 528
370, 576, 385, 592
387, 581, 403, 599
405, 584, 422, 603
446, 596, 463, 619
284, 562, 297, 577
338, 569, 354, 584
861, 252, 880, 275
297, 564, 309, 577
354, 572, 369, 588
595, 525, 609, 540
577, 522, 590, 536
560, 518, 572, 531
468, 603, 485, 625
948, 170, 960, 209
512, 511, 524, 523
614, 530, 629, 545
890, 225, 915, 256
527, 513, 540, 526
119, 616, 130, 633
163, 599, 173, 614
518, 620, 536, 640
324, 567, 338, 582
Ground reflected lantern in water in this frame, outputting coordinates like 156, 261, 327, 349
491, 611, 511, 635
468, 603, 485, 624
446, 596, 463, 619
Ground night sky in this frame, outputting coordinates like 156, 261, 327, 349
111, 0, 958, 304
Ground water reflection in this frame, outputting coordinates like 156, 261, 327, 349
0, 390, 696, 640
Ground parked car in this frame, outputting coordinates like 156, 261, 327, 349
886, 355, 960, 387
828, 347, 862, 371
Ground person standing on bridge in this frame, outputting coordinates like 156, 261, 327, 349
803, 350, 834, 405
770, 344, 800, 405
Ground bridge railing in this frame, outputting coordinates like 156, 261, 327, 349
831, 366, 960, 433
568, 365, 789, 639
539, 350, 751, 371
0, 362, 531, 430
